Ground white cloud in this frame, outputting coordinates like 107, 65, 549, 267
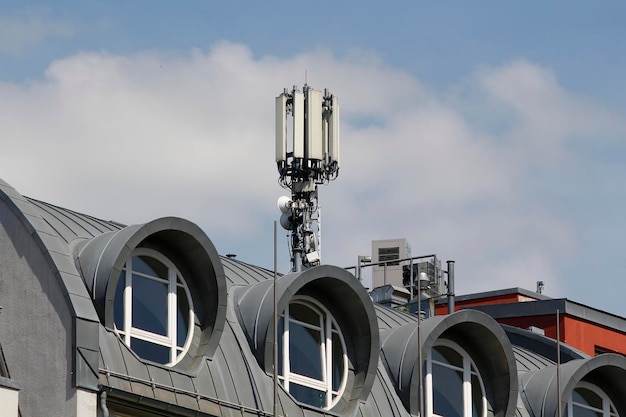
1, 43, 624, 303
0, 12, 74, 55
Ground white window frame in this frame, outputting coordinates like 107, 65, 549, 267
425, 339, 487, 417
115, 248, 194, 366
278, 296, 348, 410
568, 381, 618, 417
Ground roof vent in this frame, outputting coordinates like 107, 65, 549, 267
536, 280, 545, 294
527, 326, 545, 335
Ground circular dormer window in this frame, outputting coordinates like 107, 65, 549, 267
277, 296, 348, 409
113, 248, 194, 366
567, 382, 618, 417
426, 340, 487, 417
235, 265, 380, 414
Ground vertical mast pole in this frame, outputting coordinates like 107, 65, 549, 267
273, 221, 278, 417
557, 309, 562, 417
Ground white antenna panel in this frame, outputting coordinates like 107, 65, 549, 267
293, 91, 305, 159
275, 95, 287, 163
322, 110, 329, 163
306, 89, 323, 161
329, 96, 340, 167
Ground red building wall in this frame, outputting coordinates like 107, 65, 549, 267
562, 315, 626, 356
435, 292, 539, 316
436, 301, 626, 357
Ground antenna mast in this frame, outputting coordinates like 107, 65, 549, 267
275, 85, 340, 272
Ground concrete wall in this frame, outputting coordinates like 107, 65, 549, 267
0, 200, 78, 416
0, 376, 20, 417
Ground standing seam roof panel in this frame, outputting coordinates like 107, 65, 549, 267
222, 257, 275, 286
26, 197, 123, 239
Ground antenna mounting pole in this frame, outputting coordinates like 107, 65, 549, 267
275, 85, 340, 272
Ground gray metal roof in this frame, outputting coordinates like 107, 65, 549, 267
502, 324, 587, 366
0, 179, 390, 416
3, 175, 626, 417
382, 309, 519, 417
0, 179, 106, 390
26, 197, 124, 241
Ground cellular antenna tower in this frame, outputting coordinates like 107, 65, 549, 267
275, 85, 340, 272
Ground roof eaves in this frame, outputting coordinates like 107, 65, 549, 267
437, 287, 552, 304
467, 299, 626, 334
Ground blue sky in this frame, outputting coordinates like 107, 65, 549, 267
1, 2, 626, 316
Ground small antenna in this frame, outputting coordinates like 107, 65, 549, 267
305, 69, 308, 85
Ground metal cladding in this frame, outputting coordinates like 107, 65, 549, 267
235, 265, 379, 414
2, 175, 626, 417
380, 309, 519, 417
520, 353, 626, 417
74, 216, 228, 367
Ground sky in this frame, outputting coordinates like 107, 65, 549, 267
1, 2, 626, 316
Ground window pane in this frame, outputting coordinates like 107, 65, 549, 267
132, 275, 168, 335
471, 373, 483, 417
289, 382, 325, 408
433, 362, 463, 417
332, 331, 344, 391
573, 405, 603, 417
573, 388, 603, 410
433, 345, 463, 369
133, 255, 168, 280
114, 251, 194, 367
289, 321, 323, 380
176, 285, 190, 347
278, 316, 284, 375
114, 272, 125, 330
290, 303, 320, 327
130, 338, 170, 364
279, 300, 347, 410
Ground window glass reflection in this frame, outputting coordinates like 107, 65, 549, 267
177, 285, 190, 347
131, 338, 170, 364
471, 373, 483, 417
290, 383, 325, 408
433, 362, 463, 417
277, 316, 284, 375
132, 255, 167, 279
113, 249, 194, 366
568, 383, 618, 417
427, 341, 486, 417
278, 298, 347, 410
574, 388, 603, 410
433, 345, 463, 369
332, 332, 344, 391
290, 303, 320, 326
132, 275, 168, 335
290, 321, 322, 380
572, 406, 603, 417
114, 272, 125, 329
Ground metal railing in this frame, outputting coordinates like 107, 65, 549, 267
345, 254, 437, 298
